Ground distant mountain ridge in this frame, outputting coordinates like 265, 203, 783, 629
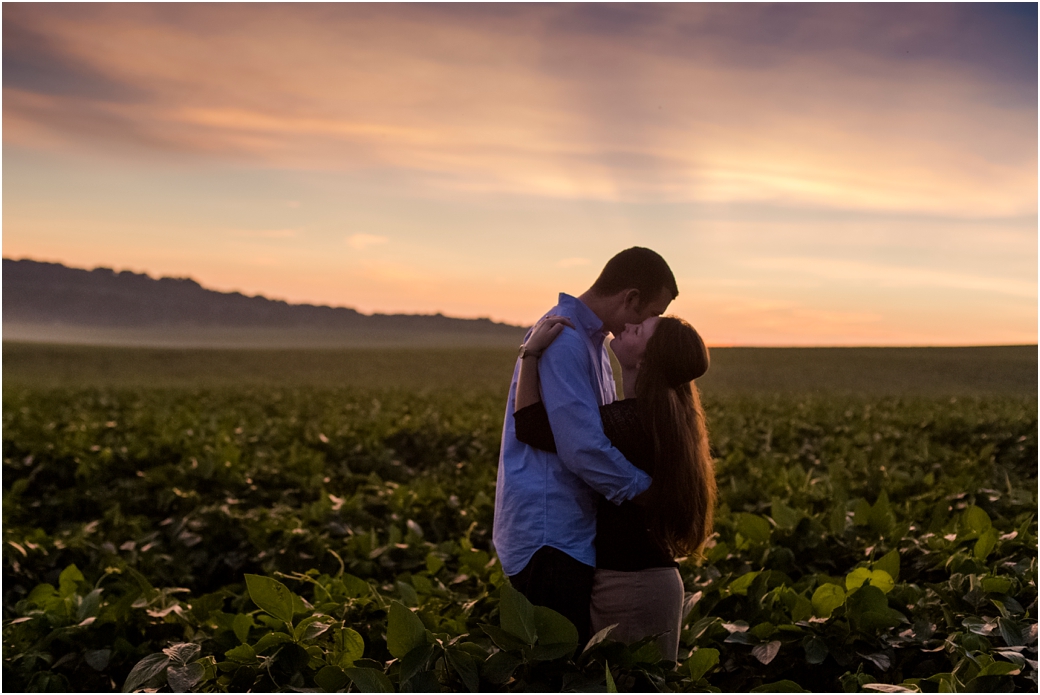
2, 258, 526, 346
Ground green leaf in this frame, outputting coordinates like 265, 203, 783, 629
480, 623, 528, 652
224, 643, 256, 663
335, 627, 366, 667
339, 574, 371, 599
729, 571, 761, 596
28, 583, 58, 609
123, 653, 171, 692
396, 580, 419, 607
803, 636, 828, 665
846, 567, 894, 594
532, 605, 578, 646
398, 641, 436, 685
445, 647, 480, 693
846, 584, 888, 614
811, 583, 846, 618
386, 600, 428, 659
686, 648, 720, 681
749, 621, 776, 640
344, 667, 394, 693
963, 506, 992, 534
788, 592, 813, 623
162, 643, 201, 667
771, 498, 800, 530
167, 662, 205, 692
291, 592, 312, 617
846, 585, 903, 631
425, 553, 444, 575
735, 513, 772, 543
751, 680, 810, 692
253, 632, 292, 653
630, 637, 663, 664
77, 588, 103, 621
294, 615, 332, 642
974, 528, 998, 561
605, 660, 618, 693
997, 617, 1024, 647
926, 673, 961, 693
499, 582, 537, 644
58, 564, 86, 598
978, 661, 1021, 677
232, 614, 254, 644
873, 549, 900, 582
85, 648, 112, 671
982, 576, 1013, 594
867, 491, 895, 535
245, 574, 295, 625
782, 590, 815, 620
314, 665, 349, 692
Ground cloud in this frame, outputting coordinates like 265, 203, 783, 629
346, 234, 388, 250
2, 18, 147, 103
556, 257, 589, 268
1, 4, 1034, 217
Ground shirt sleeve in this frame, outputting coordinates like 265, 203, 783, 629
538, 331, 652, 504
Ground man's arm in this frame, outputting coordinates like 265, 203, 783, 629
539, 331, 651, 504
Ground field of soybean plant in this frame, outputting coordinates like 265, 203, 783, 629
2, 343, 1037, 693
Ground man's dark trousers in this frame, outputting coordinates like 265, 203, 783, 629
507, 545, 594, 645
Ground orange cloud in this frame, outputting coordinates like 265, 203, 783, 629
4, 4, 1035, 217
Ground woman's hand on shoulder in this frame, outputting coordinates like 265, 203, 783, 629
524, 314, 575, 356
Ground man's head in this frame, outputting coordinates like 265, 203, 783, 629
583, 247, 678, 336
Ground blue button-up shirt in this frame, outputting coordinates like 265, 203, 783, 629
492, 293, 653, 576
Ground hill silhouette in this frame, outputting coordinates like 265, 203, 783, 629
2, 258, 527, 347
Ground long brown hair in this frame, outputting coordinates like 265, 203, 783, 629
634, 316, 716, 557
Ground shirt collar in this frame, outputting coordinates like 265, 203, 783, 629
558, 293, 607, 341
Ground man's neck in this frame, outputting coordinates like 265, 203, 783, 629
576, 290, 613, 335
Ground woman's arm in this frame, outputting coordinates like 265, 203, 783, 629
514, 315, 573, 412
513, 315, 574, 453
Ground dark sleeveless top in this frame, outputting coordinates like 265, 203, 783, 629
513, 399, 676, 571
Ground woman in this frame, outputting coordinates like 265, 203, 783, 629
512, 314, 715, 662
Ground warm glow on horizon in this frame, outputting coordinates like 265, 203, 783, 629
3, 3, 1036, 346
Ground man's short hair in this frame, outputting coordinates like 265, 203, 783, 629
590, 247, 678, 305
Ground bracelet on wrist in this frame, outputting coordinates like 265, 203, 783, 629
518, 344, 542, 360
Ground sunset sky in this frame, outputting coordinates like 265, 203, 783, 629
3, 2, 1037, 346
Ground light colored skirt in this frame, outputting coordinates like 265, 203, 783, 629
589, 566, 684, 662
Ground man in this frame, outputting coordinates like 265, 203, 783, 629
493, 247, 678, 643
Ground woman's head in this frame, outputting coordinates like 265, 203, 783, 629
632, 315, 716, 558
612, 315, 708, 387
638, 316, 709, 390
610, 316, 660, 371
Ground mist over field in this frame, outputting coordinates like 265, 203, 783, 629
3, 258, 525, 348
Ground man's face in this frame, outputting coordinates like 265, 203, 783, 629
614, 286, 672, 335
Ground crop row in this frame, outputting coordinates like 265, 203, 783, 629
3, 387, 1037, 691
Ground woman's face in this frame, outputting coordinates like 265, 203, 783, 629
610, 316, 660, 370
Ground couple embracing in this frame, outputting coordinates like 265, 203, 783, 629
493, 247, 717, 662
